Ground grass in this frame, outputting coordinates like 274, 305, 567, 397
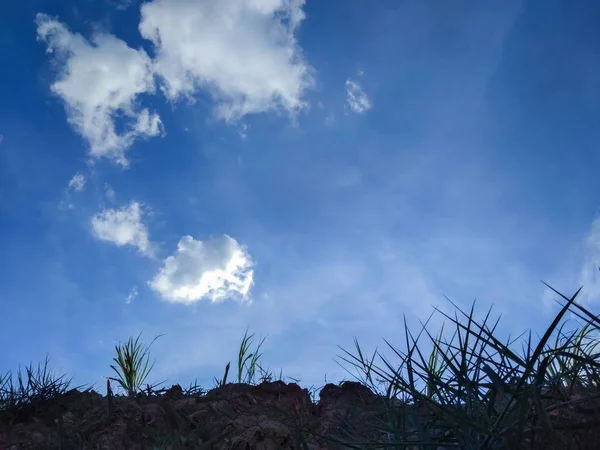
2, 281, 600, 448
108, 331, 165, 398
0, 356, 77, 427
328, 284, 600, 448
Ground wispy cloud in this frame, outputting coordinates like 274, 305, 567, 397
125, 286, 138, 304
67, 173, 85, 191
105, 184, 116, 201
540, 216, 600, 313
149, 234, 253, 305
238, 123, 249, 139
345, 79, 372, 114
90, 202, 154, 256
577, 217, 600, 306
35, 14, 163, 166
110, 0, 135, 10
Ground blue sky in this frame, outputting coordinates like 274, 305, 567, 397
1, 0, 600, 395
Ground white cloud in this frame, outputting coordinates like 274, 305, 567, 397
67, 173, 85, 191
35, 14, 163, 167
125, 286, 138, 304
541, 216, 600, 312
577, 217, 600, 306
90, 202, 153, 255
105, 183, 116, 201
238, 123, 249, 139
149, 234, 254, 304
345, 79, 372, 114
138, 0, 314, 121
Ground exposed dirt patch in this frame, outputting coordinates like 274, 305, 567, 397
0, 380, 417, 449
2, 380, 600, 449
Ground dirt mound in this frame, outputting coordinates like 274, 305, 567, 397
0, 380, 412, 449
4, 379, 600, 449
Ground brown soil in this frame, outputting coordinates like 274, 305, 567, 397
0, 380, 420, 450
2, 380, 600, 449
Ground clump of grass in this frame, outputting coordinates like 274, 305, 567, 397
109, 331, 165, 398
0, 355, 74, 427
236, 327, 267, 384
213, 327, 289, 389
546, 319, 600, 388
328, 283, 600, 449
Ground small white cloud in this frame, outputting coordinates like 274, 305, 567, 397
67, 173, 85, 191
149, 234, 253, 304
35, 14, 163, 167
238, 123, 249, 139
345, 79, 372, 114
125, 286, 138, 304
325, 114, 335, 126
90, 201, 153, 255
138, 0, 314, 121
105, 183, 116, 201
59, 200, 75, 210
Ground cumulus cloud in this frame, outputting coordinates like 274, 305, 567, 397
149, 234, 253, 304
67, 173, 85, 191
35, 14, 163, 167
345, 79, 372, 114
90, 202, 153, 255
138, 0, 314, 121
